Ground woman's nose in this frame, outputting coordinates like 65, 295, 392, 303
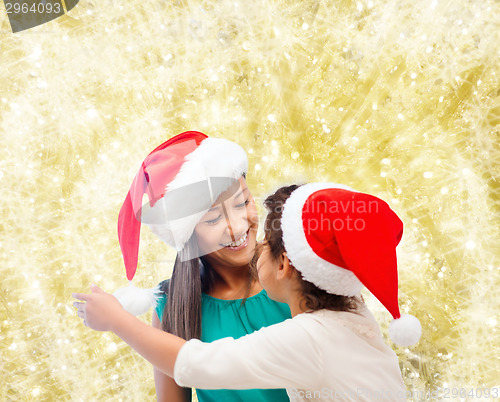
224, 209, 248, 241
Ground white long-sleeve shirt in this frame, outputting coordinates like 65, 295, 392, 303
174, 305, 406, 401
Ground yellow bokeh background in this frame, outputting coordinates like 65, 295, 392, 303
1, 0, 499, 400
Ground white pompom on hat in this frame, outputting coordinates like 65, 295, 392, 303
114, 131, 248, 315
281, 183, 421, 346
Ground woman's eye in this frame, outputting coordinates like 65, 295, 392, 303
205, 215, 221, 225
236, 199, 250, 208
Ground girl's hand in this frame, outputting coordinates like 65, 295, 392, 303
72, 284, 125, 331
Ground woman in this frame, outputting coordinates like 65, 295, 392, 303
109, 131, 291, 401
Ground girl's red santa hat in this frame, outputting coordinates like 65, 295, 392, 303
114, 131, 248, 315
281, 183, 422, 347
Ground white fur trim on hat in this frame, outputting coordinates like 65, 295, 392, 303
145, 137, 248, 251
167, 137, 248, 192
281, 182, 363, 296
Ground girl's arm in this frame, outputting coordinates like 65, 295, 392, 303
152, 312, 191, 402
74, 285, 324, 391
72, 285, 184, 377
174, 314, 324, 391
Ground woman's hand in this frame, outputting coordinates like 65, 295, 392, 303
72, 284, 125, 331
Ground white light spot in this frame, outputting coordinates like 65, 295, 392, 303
107, 342, 118, 354
267, 114, 277, 123
87, 109, 98, 119
423, 171, 433, 178
465, 240, 476, 250
31, 46, 42, 60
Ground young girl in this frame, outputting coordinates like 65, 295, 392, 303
74, 182, 422, 401
105, 131, 291, 402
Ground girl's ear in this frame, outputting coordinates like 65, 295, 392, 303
277, 252, 294, 279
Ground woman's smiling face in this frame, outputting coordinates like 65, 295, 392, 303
194, 177, 258, 269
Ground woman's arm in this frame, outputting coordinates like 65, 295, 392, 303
152, 311, 191, 402
72, 285, 184, 377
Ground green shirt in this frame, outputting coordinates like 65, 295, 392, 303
155, 288, 291, 402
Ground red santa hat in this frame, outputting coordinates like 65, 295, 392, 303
281, 183, 421, 346
113, 131, 248, 315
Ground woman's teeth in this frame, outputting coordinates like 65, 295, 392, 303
222, 232, 248, 247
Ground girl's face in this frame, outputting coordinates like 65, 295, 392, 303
194, 177, 258, 269
255, 241, 283, 302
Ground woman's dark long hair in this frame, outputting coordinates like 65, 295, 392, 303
263, 184, 360, 314
159, 237, 219, 340
160, 257, 201, 340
